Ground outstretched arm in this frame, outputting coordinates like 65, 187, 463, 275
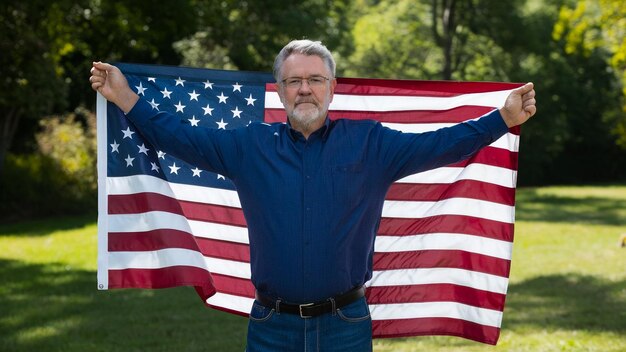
89, 61, 139, 113
499, 82, 537, 128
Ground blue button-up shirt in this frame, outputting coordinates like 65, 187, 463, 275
128, 98, 509, 303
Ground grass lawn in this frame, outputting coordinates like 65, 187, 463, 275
1, 185, 625, 351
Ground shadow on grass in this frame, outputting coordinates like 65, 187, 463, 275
504, 273, 626, 333
0, 259, 248, 352
0, 214, 97, 237
515, 189, 626, 226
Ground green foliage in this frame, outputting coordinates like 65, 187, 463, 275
0, 110, 97, 222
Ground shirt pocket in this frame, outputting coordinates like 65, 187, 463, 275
331, 162, 366, 207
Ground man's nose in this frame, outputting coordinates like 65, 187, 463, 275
298, 80, 313, 94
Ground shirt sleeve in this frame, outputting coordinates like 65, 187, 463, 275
377, 109, 510, 183
125, 98, 242, 179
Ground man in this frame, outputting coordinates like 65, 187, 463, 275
90, 39, 536, 351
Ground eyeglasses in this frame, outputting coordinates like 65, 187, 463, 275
281, 76, 330, 89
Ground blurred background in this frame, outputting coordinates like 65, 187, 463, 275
1, 0, 625, 223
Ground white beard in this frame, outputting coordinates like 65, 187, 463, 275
290, 103, 324, 130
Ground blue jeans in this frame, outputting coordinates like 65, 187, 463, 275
246, 296, 373, 351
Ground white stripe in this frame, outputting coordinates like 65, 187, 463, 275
108, 249, 251, 279
107, 175, 242, 208
189, 220, 249, 244
367, 267, 509, 294
108, 248, 209, 270
382, 198, 515, 224
397, 164, 517, 188
108, 211, 192, 233
97, 92, 109, 290
265, 89, 513, 111
374, 233, 513, 260
369, 301, 503, 327
206, 292, 254, 314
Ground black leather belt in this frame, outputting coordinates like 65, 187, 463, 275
255, 286, 365, 318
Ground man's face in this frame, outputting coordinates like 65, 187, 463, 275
276, 53, 337, 132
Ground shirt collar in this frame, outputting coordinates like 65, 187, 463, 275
287, 116, 332, 142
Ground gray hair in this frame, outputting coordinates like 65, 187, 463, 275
272, 39, 336, 82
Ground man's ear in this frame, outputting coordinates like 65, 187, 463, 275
275, 82, 285, 105
329, 78, 338, 103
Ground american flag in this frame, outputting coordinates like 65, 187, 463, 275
96, 62, 522, 345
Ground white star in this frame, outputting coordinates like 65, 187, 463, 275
174, 101, 186, 113
137, 143, 149, 155
232, 82, 242, 92
157, 151, 166, 159
150, 162, 160, 173
188, 90, 200, 101
148, 77, 156, 82
217, 174, 226, 180
191, 167, 202, 177
122, 127, 135, 139
175, 77, 185, 86
231, 106, 243, 118
202, 104, 214, 116
110, 140, 120, 153
203, 80, 214, 89
188, 115, 200, 126
148, 99, 160, 110
168, 162, 180, 174
245, 94, 257, 106
135, 82, 147, 96
217, 92, 229, 104
160, 87, 172, 99
216, 118, 228, 129
125, 155, 135, 167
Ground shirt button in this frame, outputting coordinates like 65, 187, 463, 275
306, 175, 311, 179
306, 207, 311, 211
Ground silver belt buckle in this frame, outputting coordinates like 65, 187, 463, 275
299, 303, 314, 318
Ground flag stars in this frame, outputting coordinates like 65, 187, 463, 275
135, 82, 147, 96
122, 127, 135, 139
160, 87, 172, 99
168, 163, 181, 174
148, 77, 156, 82
217, 174, 226, 180
150, 162, 160, 173
174, 101, 186, 113
191, 167, 202, 177
217, 92, 229, 104
148, 99, 160, 110
232, 83, 242, 92
202, 104, 214, 116
188, 90, 200, 101
216, 118, 228, 129
110, 140, 120, 153
231, 106, 243, 118
125, 155, 135, 167
175, 77, 186, 86
137, 143, 150, 155
245, 94, 257, 106
203, 80, 214, 89
188, 115, 200, 126
157, 151, 166, 159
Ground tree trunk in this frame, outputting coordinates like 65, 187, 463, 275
0, 107, 20, 177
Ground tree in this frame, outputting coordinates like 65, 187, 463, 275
553, 0, 626, 148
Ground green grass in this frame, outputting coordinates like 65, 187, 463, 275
1, 185, 625, 351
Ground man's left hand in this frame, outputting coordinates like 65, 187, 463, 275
500, 82, 537, 128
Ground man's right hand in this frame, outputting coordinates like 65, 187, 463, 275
90, 62, 139, 114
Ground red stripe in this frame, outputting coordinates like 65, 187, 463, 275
366, 283, 506, 311
448, 146, 517, 169
266, 79, 521, 96
265, 106, 495, 124
372, 317, 500, 344
108, 192, 247, 226
378, 215, 514, 242
196, 237, 250, 262
211, 273, 256, 298
373, 250, 510, 278
108, 229, 199, 251
108, 266, 216, 299
387, 180, 514, 205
